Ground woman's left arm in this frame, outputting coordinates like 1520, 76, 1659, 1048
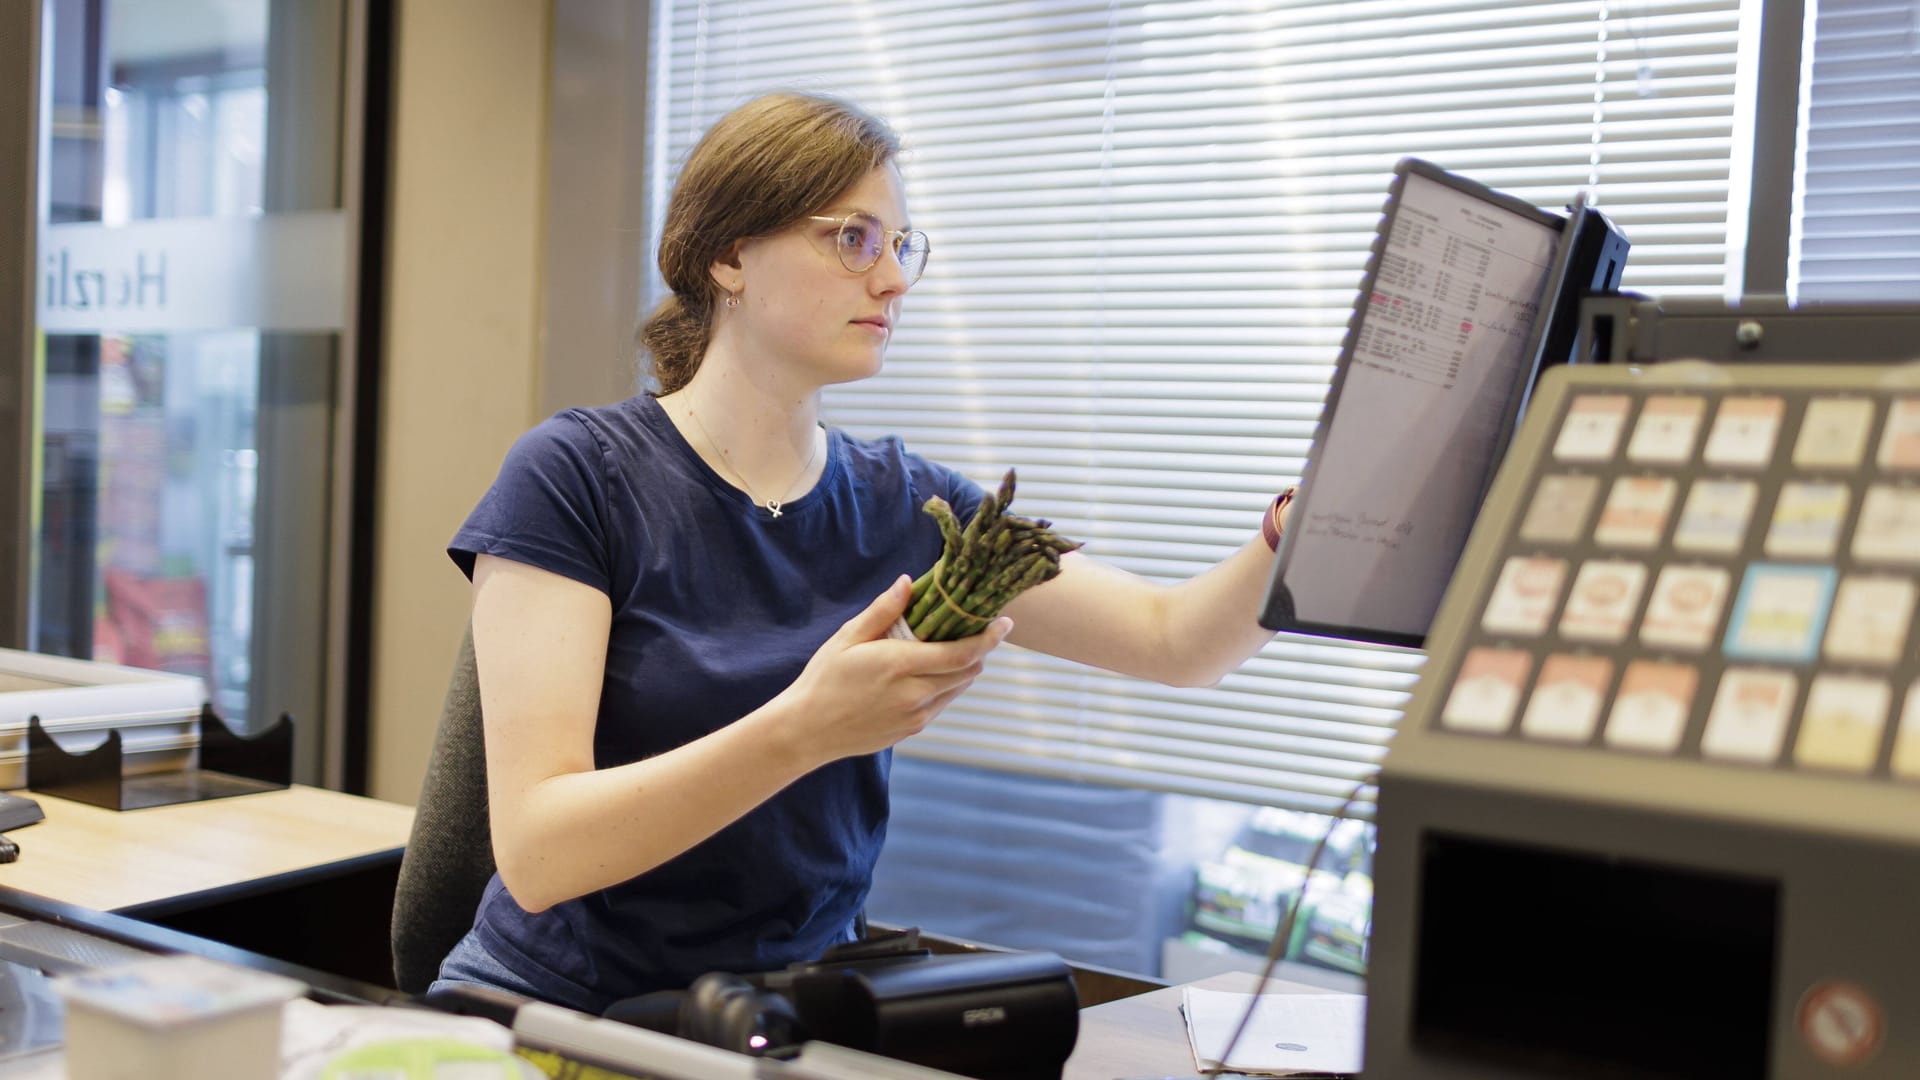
1000, 530, 1280, 689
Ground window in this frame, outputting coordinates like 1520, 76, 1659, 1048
652, 0, 1748, 977
1792, 0, 1920, 300
26, 0, 362, 785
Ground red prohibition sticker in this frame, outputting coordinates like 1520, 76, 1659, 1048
1796, 980, 1885, 1067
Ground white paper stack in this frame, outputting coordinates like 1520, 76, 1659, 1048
1181, 987, 1365, 1078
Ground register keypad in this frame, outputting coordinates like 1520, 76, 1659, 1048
1437, 386, 1920, 783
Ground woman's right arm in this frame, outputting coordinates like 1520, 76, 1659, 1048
471, 553, 1010, 913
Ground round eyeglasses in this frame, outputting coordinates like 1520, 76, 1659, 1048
806, 211, 931, 288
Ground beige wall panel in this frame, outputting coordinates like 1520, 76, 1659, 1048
543, 0, 651, 414
372, 0, 550, 804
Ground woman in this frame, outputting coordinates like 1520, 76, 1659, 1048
433, 91, 1296, 1013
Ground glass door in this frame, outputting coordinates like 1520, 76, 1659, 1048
28, 0, 359, 784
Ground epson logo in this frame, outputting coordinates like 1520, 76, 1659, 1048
962, 1006, 1008, 1027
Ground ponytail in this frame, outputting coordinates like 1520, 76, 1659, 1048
639, 292, 712, 395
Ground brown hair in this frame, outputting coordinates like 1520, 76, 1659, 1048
639, 92, 902, 395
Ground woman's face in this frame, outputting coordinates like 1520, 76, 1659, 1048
724, 163, 912, 388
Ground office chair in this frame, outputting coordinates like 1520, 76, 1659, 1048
391, 625, 497, 994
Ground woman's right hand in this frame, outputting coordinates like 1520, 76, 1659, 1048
779, 574, 1012, 766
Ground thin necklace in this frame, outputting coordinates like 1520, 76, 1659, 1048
684, 401, 820, 518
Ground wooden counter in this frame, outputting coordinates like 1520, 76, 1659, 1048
0, 785, 414, 914
0, 784, 414, 987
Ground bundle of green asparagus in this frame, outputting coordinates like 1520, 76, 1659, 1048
901, 469, 1083, 642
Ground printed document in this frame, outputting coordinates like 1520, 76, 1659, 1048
1182, 987, 1364, 1077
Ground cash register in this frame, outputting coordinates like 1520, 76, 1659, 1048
1364, 350, 1920, 1078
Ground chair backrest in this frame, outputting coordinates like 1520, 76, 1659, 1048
391, 625, 497, 993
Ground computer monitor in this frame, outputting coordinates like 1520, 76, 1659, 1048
1260, 158, 1628, 647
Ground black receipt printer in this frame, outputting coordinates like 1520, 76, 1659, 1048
768, 949, 1080, 1080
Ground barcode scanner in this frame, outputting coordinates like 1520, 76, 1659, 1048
601, 971, 804, 1057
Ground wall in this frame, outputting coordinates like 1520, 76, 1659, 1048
370, 0, 551, 803
541, 0, 652, 417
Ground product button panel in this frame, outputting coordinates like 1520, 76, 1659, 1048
1436, 384, 1920, 785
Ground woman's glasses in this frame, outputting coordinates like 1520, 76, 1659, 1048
806, 211, 931, 287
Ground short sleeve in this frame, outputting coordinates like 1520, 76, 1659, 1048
897, 447, 986, 531
449, 412, 613, 594
943, 465, 987, 526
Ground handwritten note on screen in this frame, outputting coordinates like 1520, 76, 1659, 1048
1280, 172, 1559, 638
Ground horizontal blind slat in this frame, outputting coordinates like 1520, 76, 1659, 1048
1792, 0, 1920, 301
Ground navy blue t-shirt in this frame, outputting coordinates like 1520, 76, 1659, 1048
448, 393, 984, 1012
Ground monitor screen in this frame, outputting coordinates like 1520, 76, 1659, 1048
1262, 160, 1572, 646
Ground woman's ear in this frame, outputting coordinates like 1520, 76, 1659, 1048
708, 241, 744, 294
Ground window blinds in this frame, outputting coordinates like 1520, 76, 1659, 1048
1792, 0, 1920, 300
653, 0, 1745, 814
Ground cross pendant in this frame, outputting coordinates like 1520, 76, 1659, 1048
765, 499, 784, 518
